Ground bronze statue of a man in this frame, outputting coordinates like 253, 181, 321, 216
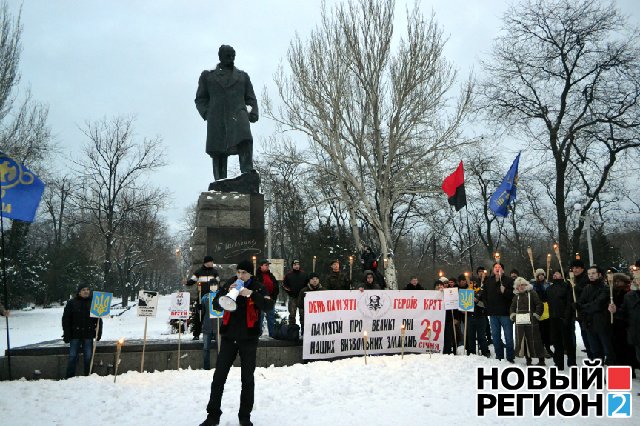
195, 45, 258, 181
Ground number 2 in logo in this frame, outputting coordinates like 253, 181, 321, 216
607, 393, 631, 418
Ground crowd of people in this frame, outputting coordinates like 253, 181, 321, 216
52, 251, 640, 426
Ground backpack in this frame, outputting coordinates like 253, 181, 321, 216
273, 323, 300, 341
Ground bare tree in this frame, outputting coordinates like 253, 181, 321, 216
264, 0, 474, 288
74, 116, 167, 300
480, 0, 640, 262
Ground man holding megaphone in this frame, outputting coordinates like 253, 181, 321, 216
201, 259, 274, 426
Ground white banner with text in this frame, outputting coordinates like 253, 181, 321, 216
302, 290, 446, 360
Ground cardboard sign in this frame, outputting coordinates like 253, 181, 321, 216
269, 259, 285, 281
443, 288, 459, 310
458, 289, 475, 312
90, 291, 113, 318
302, 290, 446, 360
137, 290, 159, 317
169, 292, 190, 319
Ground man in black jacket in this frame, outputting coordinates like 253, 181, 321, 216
547, 270, 576, 369
187, 255, 220, 340
282, 260, 307, 325
62, 284, 103, 378
571, 259, 592, 358
324, 259, 351, 290
404, 276, 424, 290
255, 259, 278, 337
480, 262, 515, 363
200, 260, 274, 426
577, 265, 616, 365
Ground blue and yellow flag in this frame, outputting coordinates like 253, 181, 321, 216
0, 151, 45, 223
489, 153, 520, 218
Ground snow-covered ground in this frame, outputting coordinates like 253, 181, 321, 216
1, 296, 638, 425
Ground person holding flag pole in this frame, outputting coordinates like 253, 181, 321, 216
1, 151, 46, 381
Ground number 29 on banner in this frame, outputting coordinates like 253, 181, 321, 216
420, 319, 442, 341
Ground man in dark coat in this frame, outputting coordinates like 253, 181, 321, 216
547, 270, 577, 370
186, 255, 220, 340
324, 259, 351, 290
297, 272, 325, 336
200, 259, 274, 426
62, 284, 103, 378
358, 270, 382, 290
255, 259, 278, 337
577, 265, 615, 365
571, 259, 592, 358
480, 262, 515, 363
282, 260, 307, 326
404, 276, 425, 290
195, 44, 259, 181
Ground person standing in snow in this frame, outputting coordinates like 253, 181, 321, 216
282, 259, 307, 326
62, 284, 102, 378
200, 260, 274, 426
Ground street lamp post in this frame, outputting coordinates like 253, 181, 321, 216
574, 203, 594, 266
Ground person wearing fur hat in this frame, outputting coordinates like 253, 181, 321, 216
510, 277, 546, 365
282, 260, 307, 326
577, 265, 616, 365
546, 270, 577, 370
61, 284, 103, 378
297, 272, 325, 336
201, 259, 274, 426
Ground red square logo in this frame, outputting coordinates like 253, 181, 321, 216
607, 366, 632, 391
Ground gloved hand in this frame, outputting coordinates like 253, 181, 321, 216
509, 313, 516, 322
248, 113, 258, 123
63, 335, 70, 344
533, 313, 540, 321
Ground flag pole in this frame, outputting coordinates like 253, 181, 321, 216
463, 207, 474, 272
0, 176, 12, 380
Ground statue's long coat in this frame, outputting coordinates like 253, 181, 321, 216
195, 65, 258, 155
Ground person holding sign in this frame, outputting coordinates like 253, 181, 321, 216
61, 285, 103, 378
187, 255, 220, 341
200, 260, 274, 426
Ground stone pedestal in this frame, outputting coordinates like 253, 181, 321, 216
190, 192, 264, 270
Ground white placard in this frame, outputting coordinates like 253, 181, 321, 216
302, 290, 446, 360
443, 288, 459, 310
137, 290, 159, 317
269, 259, 285, 281
169, 291, 190, 319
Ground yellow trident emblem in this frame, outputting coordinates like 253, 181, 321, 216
91, 292, 112, 317
459, 290, 474, 311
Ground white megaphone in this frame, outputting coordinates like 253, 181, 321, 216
219, 280, 244, 311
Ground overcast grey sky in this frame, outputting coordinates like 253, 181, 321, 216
14, 0, 639, 232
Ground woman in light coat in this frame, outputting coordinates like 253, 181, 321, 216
510, 277, 546, 365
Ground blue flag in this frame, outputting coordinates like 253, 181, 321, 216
0, 151, 45, 223
489, 153, 520, 217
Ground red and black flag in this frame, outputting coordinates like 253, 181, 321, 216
441, 161, 467, 211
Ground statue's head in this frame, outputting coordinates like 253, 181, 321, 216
218, 45, 236, 68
